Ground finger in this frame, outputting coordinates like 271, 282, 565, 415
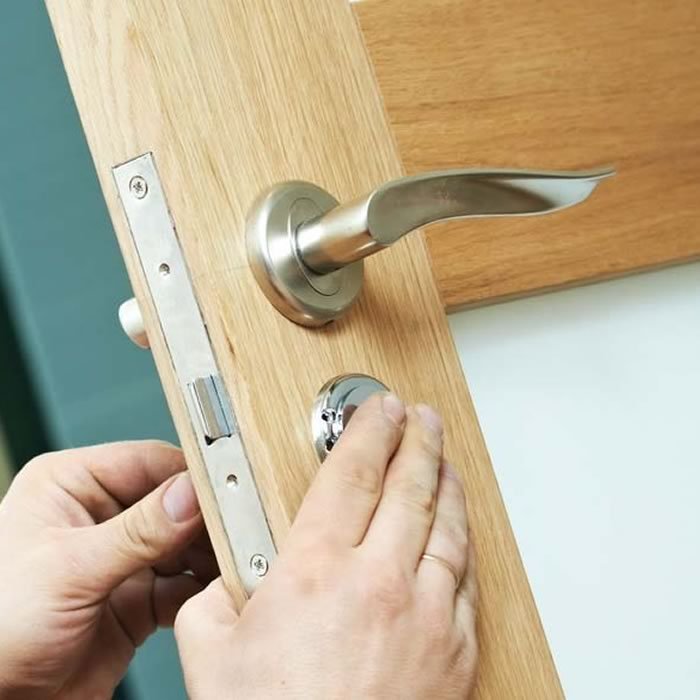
455, 538, 479, 632
362, 404, 443, 570
190, 527, 216, 555
155, 527, 217, 574
416, 463, 469, 607
75, 472, 202, 593
153, 574, 205, 628
21, 441, 186, 523
108, 570, 156, 647
77, 441, 186, 506
109, 571, 204, 646
290, 393, 405, 547
155, 543, 220, 584
185, 530, 221, 582
175, 578, 239, 646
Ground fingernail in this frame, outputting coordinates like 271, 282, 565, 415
382, 392, 406, 425
163, 473, 200, 523
415, 403, 443, 436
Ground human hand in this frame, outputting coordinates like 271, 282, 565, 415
176, 394, 478, 699
0, 441, 217, 699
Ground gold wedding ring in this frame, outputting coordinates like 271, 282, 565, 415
420, 554, 461, 590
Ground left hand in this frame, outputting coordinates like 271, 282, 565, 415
0, 441, 216, 699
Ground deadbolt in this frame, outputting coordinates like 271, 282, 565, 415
312, 374, 389, 461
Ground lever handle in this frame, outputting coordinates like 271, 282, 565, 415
296, 167, 614, 274
246, 165, 614, 326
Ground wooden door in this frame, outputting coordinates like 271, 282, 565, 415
356, 0, 700, 309
45, 2, 564, 697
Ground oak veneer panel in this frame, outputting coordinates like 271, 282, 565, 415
356, 0, 700, 309
46, 2, 561, 696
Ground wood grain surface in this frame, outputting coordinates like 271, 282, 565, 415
356, 0, 700, 310
46, 1, 561, 696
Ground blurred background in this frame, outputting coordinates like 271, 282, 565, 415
0, 2, 187, 696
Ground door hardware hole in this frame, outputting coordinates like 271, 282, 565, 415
226, 473, 239, 489
158, 262, 171, 276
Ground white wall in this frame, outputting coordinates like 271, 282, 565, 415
450, 262, 700, 700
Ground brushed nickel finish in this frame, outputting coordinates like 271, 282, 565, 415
247, 167, 614, 325
246, 182, 363, 326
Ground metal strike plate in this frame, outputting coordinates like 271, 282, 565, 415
113, 153, 276, 595
312, 374, 389, 461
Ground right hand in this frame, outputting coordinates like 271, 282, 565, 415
175, 393, 478, 698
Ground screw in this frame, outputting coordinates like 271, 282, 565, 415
129, 175, 148, 199
250, 554, 269, 578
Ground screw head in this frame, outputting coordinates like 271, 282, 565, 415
250, 554, 269, 578
129, 175, 149, 199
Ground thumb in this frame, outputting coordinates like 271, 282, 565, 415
79, 471, 202, 592
175, 578, 240, 694
175, 578, 239, 651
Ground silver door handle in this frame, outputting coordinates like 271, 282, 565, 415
247, 166, 614, 326
295, 167, 613, 275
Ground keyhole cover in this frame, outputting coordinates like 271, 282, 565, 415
312, 374, 389, 461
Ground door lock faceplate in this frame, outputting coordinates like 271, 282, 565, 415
113, 153, 276, 595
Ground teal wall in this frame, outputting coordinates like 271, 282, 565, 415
0, 2, 187, 697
